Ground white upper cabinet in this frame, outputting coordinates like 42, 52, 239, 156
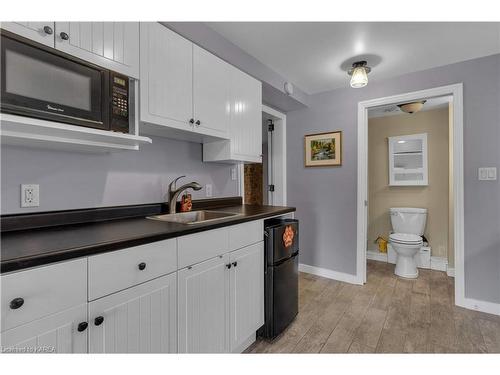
139, 22, 193, 133
203, 65, 262, 163
54, 22, 140, 78
229, 66, 263, 161
1, 22, 55, 47
193, 45, 230, 138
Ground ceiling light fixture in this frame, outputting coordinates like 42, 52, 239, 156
348, 61, 371, 88
397, 100, 427, 114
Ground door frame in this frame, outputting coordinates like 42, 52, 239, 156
239, 105, 287, 206
356, 83, 466, 309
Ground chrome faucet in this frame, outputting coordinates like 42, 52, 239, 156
167, 176, 202, 214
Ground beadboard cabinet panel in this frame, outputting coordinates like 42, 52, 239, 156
229, 242, 264, 351
178, 255, 230, 353
0, 304, 87, 353
53, 22, 139, 78
139, 22, 193, 132
193, 45, 230, 138
89, 273, 177, 353
1, 22, 55, 47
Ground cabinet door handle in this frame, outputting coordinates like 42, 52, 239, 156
138, 262, 146, 271
77, 322, 88, 332
189, 118, 195, 124
9, 297, 24, 310
232, 261, 238, 267
226, 263, 232, 269
59, 32, 69, 40
195, 120, 201, 126
43, 26, 53, 35
94, 316, 104, 326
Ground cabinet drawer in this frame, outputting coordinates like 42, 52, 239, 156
88, 239, 177, 301
1, 259, 87, 332
177, 227, 229, 268
228, 220, 263, 251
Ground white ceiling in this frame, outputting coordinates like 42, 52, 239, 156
368, 96, 450, 118
206, 22, 500, 94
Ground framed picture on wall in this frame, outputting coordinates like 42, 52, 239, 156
304, 131, 342, 167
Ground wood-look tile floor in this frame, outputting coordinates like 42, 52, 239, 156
245, 260, 500, 353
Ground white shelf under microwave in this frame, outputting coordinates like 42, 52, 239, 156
0, 114, 152, 152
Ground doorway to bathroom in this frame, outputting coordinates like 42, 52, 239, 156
356, 84, 466, 310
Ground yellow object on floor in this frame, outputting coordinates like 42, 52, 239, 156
375, 236, 388, 253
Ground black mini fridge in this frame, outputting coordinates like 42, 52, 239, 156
260, 218, 299, 339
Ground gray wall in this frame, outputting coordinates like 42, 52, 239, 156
287, 54, 500, 304
1, 136, 238, 214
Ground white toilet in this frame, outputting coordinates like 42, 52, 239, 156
389, 207, 427, 278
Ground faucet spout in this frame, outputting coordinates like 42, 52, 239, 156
167, 176, 202, 214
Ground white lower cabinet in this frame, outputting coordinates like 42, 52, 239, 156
0, 304, 88, 353
178, 240, 265, 353
229, 242, 264, 352
178, 254, 230, 353
88, 273, 177, 353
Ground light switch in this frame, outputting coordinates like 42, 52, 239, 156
478, 167, 497, 181
487, 167, 497, 180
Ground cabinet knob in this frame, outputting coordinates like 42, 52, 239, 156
43, 26, 53, 35
59, 32, 69, 41
138, 262, 146, 271
195, 120, 201, 126
189, 118, 195, 124
94, 316, 104, 326
226, 263, 232, 269
232, 261, 238, 267
9, 297, 24, 310
77, 322, 88, 332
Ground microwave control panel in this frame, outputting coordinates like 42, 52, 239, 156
110, 72, 130, 133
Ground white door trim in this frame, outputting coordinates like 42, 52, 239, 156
262, 105, 287, 206
239, 105, 287, 206
356, 83, 468, 311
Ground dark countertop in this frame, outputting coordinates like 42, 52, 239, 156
1, 204, 295, 273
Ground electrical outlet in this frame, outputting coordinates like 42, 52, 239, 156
205, 184, 213, 198
231, 167, 237, 181
21, 184, 39, 207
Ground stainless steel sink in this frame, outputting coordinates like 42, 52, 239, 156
147, 210, 240, 225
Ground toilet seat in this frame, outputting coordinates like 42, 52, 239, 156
389, 233, 422, 245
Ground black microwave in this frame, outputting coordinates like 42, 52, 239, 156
1, 31, 132, 133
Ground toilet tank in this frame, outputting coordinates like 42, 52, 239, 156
390, 207, 427, 235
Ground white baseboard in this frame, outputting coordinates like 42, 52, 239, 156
299, 263, 362, 285
366, 250, 388, 262
457, 297, 500, 316
446, 267, 455, 277
430, 256, 448, 272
